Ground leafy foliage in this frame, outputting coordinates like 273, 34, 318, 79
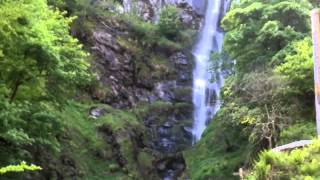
186, 0, 317, 179
274, 38, 314, 95
0, 161, 41, 174
121, 10, 194, 52
0, 98, 62, 152
0, 0, 92, 102
219, 0, 315, 152
157, 6, 182, 39
0, 0, 94, 178
222, 0, 311, 73
246, 140, 320, 180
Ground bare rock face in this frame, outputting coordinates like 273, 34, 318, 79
92, 29, 194, 108
178, 3, 202, 29
189, 0, 206, 15
91, 14, 197, 108
121, 0, 202, 27
92, 29, 136, 108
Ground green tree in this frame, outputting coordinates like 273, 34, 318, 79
0, 0, 91, 102
185, 0, 317, 178
274, 38, 313, 95
0, 0, 92, 177
221, 0, 311, 73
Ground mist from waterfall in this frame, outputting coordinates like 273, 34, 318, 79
192, 0, 230, 142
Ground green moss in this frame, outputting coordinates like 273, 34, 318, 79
118, 10, 195, 52
133, 101, 172, 116
108, 164, 120, 172
173, 87, 192, 102
149, 55, 175, 80
184, 117, 250, 180
98, 108, 141, 131
57, 101, 129, 179
10, 101, 146, 180
156, 37, 183, 51
137, 151, 153, 169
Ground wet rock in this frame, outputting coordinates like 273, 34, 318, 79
189, 0, 206, 15
158, 127, 170, 137
157, 161, 167, 171
89, 107, 107, 119
98, 125, 128, 167
156, 153, 186, 180
154, 81, 176, 102
163, 169, 175, 180
163, 121, 173, 128
173, 87, 192, 103
157, 138, 175, 152
170, 52, 188, 66
172, 162, 185, 171
170, 52, 192, 85
178, 72, 190, 82
93, 31, 122, 52
182, 126, 193, 138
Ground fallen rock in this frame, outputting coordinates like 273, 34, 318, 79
89, 107, 108, 119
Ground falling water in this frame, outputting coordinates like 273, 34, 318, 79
192, 0, 231, 142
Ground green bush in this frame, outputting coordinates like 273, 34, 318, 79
0, 99, 62, 152
274, 38, 313, 95
279, 122, 316, 145
246, 140, 320, 180
157, 6, 181, 39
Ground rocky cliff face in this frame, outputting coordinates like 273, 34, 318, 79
122, 0, 201, 26
91, 0, 201, 106
86, 0, 202, 178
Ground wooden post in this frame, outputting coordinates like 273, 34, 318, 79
311, 9, 320, 137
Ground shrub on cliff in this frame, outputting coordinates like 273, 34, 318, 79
157, 6, 182, 40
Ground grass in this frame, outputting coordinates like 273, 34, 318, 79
184, 117, 250, 180
55, 101, 145, 179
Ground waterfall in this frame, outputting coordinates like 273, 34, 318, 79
192, 0, 230, 142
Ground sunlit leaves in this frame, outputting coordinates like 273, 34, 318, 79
274, 38, 314, 94
222, 0, 311, 73
0, 0, 91, 102
0, 161, 41, 174
246, 140, 320, 179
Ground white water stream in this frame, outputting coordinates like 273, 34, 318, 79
192, 0, 230, 141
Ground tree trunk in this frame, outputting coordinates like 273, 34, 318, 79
9, 79, 21, 103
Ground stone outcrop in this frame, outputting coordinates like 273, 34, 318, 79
91, 6, 199, 108
88, 1, 204, 179
122, 0, 202, 28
